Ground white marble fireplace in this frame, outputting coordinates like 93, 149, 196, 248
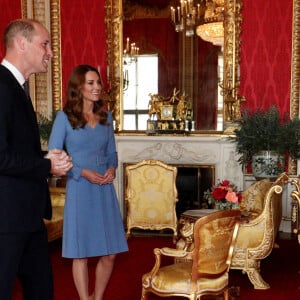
113, 135, 293, 233
114, 135, 243, 214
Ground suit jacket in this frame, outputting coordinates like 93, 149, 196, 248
0, 65, 52, 232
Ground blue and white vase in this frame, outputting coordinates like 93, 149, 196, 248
251, 151, 285, 180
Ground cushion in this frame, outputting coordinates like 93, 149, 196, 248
240, 179, 272, 218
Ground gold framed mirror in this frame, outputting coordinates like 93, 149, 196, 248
105, 0, 243, 133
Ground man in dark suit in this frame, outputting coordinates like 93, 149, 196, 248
0, 19, 72, 299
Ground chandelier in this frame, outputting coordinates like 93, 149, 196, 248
170, 0, 204, 36
123, 37, 139, 65
196, 21, 224, 46
170, 0, 224, 45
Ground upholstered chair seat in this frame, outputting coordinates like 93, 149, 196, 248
141, 210, 241, 300
146, 260, 229, 293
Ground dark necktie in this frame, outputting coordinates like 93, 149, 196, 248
23, 81, 30, 99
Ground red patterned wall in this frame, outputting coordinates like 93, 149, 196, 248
240, 0, 293, 115
60, 0, 107, 101
0, 1, 21, 59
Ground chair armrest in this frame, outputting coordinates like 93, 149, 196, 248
161, 247, 189, 258
148, 247, 190, 278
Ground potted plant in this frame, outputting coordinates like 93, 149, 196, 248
37, 111, 57, 147
230, 105, 300, 179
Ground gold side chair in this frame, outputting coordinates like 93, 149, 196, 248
141, 209, 241, 300
125, 160, 178, 241
230, 172, 289, 289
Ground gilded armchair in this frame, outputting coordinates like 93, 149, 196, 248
43, 187, 65, 242
230, 172, 289, 289
125, 160, 178, 240
141, 210, 241, 300
290, 177, 300, 242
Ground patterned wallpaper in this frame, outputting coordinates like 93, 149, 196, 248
0, 1, 21, 57
60, 0, 107, 100
240, 0, 293, 114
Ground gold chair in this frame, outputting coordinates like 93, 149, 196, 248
125, 159, 178, 240
290, 177, 300, 242
44, 187, 65, 242
141, 209, 241, 300
230, 172, 289, 289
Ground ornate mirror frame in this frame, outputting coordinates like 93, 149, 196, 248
291, 0, 300, 120
105, 0, 243, 133
290, 0, 300, 175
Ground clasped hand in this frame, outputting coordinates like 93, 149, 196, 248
45, 149, 73, 176
82, 167, 115, 185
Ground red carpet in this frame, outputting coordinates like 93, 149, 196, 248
12, 233, 300, 299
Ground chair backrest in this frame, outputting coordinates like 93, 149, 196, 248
125, 159, 178, 236
240, 178, 272, 218
267, 172, 289, 234
191, 209, 240, 280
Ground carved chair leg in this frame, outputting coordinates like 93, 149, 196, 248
223, 289, 229, 300
141, 288, 148, 300
246, 268, 270, 289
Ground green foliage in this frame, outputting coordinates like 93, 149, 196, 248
37, 111, 57, 142
230, 106, 300, 165
282, 117, 300, 159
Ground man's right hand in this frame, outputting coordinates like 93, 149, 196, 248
45, 149, 73, 176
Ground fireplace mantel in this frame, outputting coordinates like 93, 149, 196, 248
113, 134, 293, 233
114, 135, 243, 215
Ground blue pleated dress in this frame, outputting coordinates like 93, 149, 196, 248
48, 111, 128, 258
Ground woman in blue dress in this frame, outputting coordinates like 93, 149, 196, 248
48, 65, 128, 300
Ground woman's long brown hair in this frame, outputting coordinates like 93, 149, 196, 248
63, 64, 108, 129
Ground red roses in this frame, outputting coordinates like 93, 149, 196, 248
204, 180, 242, 210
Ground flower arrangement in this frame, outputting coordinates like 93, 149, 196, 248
204, 180, 242, 210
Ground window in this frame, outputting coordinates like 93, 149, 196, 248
123, 54, 158, 130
